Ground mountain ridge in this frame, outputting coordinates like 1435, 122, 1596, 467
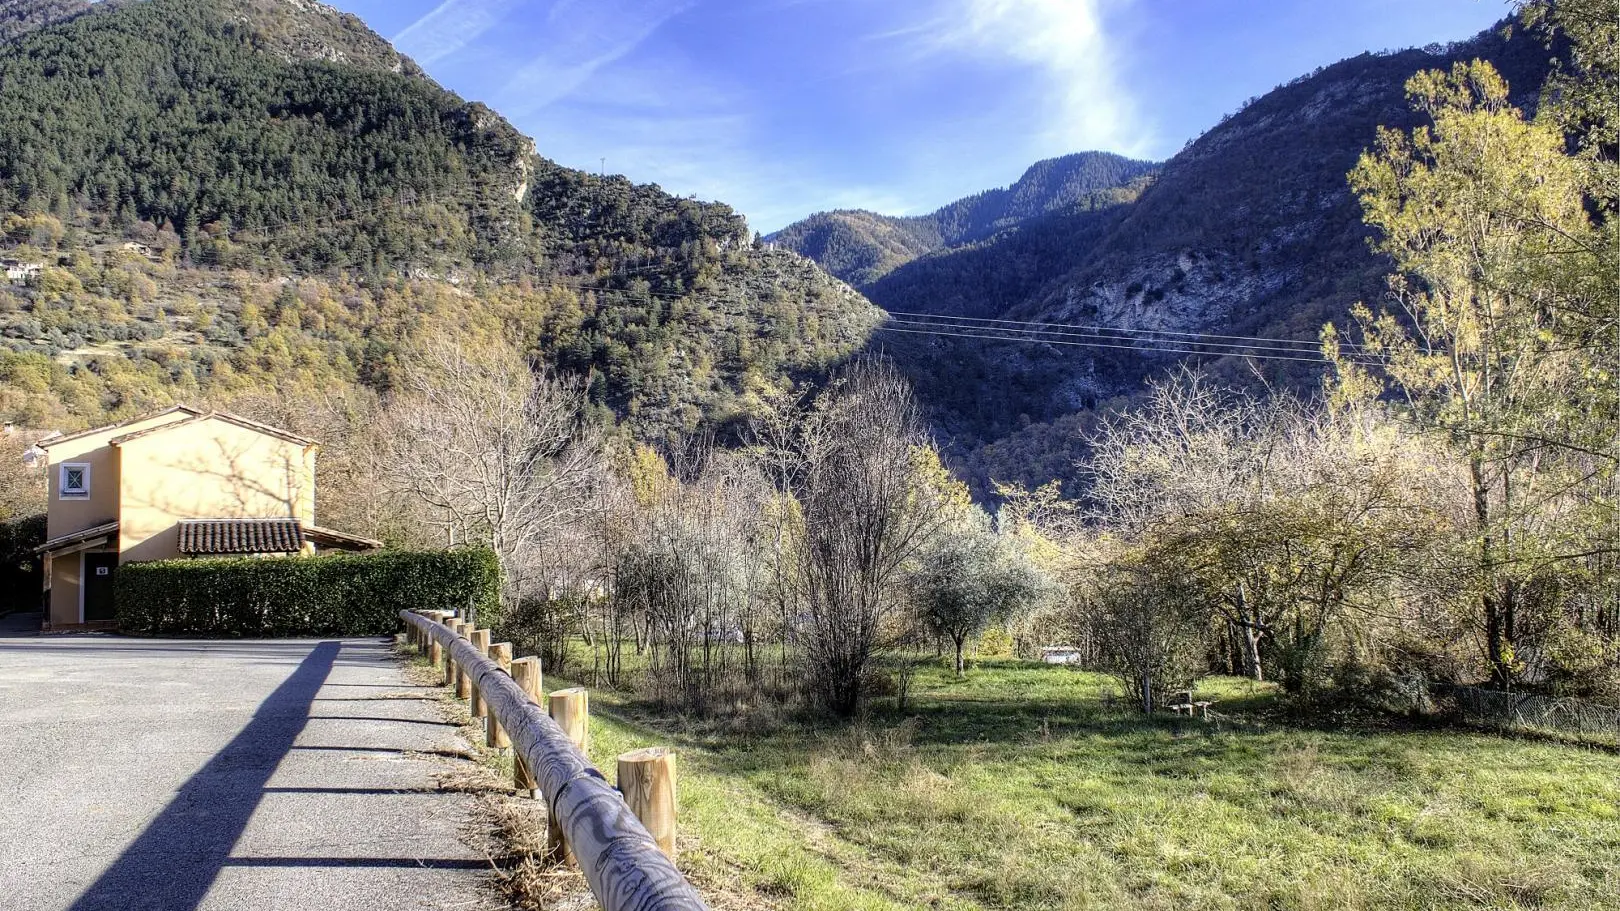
767, 151, 1157, 286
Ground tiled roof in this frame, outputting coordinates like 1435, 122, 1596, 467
111, 411, 317, 448
177, 518, 305, 555
38, 406, 201, 449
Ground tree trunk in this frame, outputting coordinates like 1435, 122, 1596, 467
1472, 453, 1514, 688
953, 633, 966, 676
1241, 625, 1264, 682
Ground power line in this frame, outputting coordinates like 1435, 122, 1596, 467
884, 316, 1323, 357
884, 309, 1366, 354
883, 316, 1368, 364
875, 322, 1381, 367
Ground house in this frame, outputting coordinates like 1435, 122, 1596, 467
32, 406, 380, 630
3, 260, 42, 283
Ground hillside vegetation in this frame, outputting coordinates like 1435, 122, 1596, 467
0, 0, 876, 443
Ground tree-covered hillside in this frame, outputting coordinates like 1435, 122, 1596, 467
768, 152, 1156, 286
0, 0, 876, 441
862, 21, 1556, 494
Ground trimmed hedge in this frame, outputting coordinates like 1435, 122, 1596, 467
116, 548, 501, 637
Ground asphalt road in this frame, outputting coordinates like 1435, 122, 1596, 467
0, 628, 496, 911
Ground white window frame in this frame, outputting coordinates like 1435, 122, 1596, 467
59, 462, 91, 500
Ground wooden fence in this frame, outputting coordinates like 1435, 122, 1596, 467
400, 609, 707, 911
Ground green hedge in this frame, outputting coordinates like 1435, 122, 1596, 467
116, 548, 501, 637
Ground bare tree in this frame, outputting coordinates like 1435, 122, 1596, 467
764, 359, 950, 716
382, 337, 602, 622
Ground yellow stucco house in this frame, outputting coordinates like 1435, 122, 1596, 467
34, 406, 380, 630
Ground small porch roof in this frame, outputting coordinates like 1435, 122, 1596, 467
35, 521, 120, 557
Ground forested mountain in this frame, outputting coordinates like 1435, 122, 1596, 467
861, 22, 1556, 493
768, 152, 1156, 286
0, 0, 88, 42
0, 0, 875, 440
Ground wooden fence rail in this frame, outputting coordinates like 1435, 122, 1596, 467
400, 610, 709, 911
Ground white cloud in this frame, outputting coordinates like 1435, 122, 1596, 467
392, 0, 528, 65
905, 0, 1150, 158
494, 0, 693, 116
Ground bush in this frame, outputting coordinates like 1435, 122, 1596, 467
116, 548, 500, 637
0, 513, 45, 615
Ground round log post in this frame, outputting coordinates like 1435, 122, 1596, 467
547, 687, 590, 864
487, 642, 513, 750
454, 622, 473, 700
550, 687, 589, 750
617, 748, 678, 860
470, 629, 493, 718
511, 657, 542, 795
427, 626, 443, 672
437, 615, 457, 686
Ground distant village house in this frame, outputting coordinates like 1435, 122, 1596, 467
3, 259, 42, 283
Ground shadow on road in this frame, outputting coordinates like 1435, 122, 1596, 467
65, 641, 342, 911
0, 610, 42, 637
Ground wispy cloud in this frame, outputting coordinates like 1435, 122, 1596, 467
898, 0, 1149, 157
494, 0, 693, 117
392, 0, 527, 65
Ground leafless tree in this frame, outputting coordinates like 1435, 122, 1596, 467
382, 337, 603, 621
763, 359, 951, 716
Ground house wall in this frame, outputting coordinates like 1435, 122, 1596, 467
44, 412, 193, 625
43, 413, 191, 541
116, 419, 317, 563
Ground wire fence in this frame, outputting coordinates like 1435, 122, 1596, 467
1438, 685, 1620, 746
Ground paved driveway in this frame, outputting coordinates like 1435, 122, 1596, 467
0, 632, 496, 911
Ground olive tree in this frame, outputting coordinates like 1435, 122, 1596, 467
910, 515, 1055, 676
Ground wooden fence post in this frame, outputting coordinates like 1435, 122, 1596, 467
547, 687, 589, 864
443, 619, 462, 688
511, 657, 542, 796
426, 613, 444, 672
455, 622, 473, 700
487, 642, 513, 750
550, 687, 588, 750
469, 629, 492, 717
617, 748, 677, 860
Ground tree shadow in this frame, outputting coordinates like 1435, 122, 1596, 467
65, 641, 341, 911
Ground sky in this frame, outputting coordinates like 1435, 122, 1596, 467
328, 0, 1513, 233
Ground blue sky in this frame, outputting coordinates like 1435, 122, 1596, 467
330, 0, 1512, 233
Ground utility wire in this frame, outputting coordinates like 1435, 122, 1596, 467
884, 309, 1365, 354
884, 316, 1334, 359
876, 322, 1381, 367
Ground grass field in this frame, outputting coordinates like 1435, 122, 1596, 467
557, 659, 1620, 911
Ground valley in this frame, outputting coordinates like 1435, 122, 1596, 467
0, 2, 1615, 910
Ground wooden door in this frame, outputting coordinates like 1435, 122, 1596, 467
82, 552, 118, 623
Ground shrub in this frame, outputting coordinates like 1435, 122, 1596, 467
0, 513, 45, 614
116, 548, 500, 637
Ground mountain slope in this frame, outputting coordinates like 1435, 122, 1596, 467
768, 151, 1157, 286
0, 0, 876, 440
863, 22, 1555, 493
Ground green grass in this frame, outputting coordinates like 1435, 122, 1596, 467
553, 658, 1620, 911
